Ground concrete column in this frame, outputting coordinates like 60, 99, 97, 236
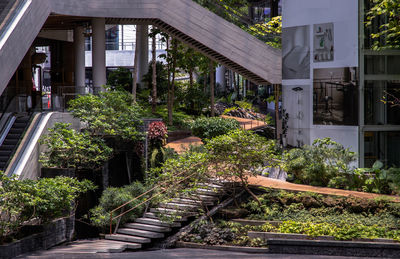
74, 26, 86, 95
92, 18, 106, 94
216, 65, 226, 93
136, 25, 149, 88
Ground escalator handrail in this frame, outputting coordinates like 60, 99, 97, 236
0, 0, 29, 48
0, 114, 16, 146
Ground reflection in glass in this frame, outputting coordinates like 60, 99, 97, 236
364, 131, 400, 167
313, 68, 358, 125
364, 81, 400, 125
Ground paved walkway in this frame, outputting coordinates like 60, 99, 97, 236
165, 136, 203, 153
221, 115, 266, 130
247, 176, 400, 201
19, 247, 378, 259
165, 116, 266, 153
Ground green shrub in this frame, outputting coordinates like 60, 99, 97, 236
39, 123, 113, 170
191, 117, 240, 141
282, 138, 357, 188
0, 173, 95, 243
68, 89, 144, 141
89, 182, 148, 230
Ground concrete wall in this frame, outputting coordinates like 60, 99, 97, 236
17, 112, 81, 180
282, 0, 359, 155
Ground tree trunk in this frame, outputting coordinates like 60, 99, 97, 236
132, 26, 140, 102
168, 39, 178, 126
209, 61, 215, 117
189, 67, 194, 89
151, 31, 157, 114
274, 84, 280, 139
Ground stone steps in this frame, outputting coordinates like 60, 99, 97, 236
135, 217, 181, 228
124, 222, 171, 233
105, 233, 151, 244
117, 228, 164, 239
104, 178, 230, 252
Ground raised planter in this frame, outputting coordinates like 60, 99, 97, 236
0, 215, 75, 259
248, 231, 399, 244
266, 238, 400, 258
175, 241, 269, 253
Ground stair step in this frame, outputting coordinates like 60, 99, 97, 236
124, 223, 171, 233
6, 134, 21, 139
160, 202, 199, 211
0, 145, 15, 151
105, 234, 151, 244
198, 183, 224, 189
3, 139, 18, 145
117, 228, 164, 239
171, 198, 213, 206
195, 188, 220, 196
13, 122, 27, 128
0, 151, 11, 156
143, 212, 188, 222
135, 217, 181, 228
150, 207, 197, 217
184, 194, 218, 202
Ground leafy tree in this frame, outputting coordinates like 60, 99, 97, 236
39, 123, 113, 170
366, 0, 400, 50
68, 89, 144, 141
206, 129, 278, 205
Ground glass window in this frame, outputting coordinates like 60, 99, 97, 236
313, 67, 358, 125
364, 81, 400, 125
364, 131, 400, 167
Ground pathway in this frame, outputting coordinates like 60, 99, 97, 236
165, 116, 266, 153
248, 175, 400, 201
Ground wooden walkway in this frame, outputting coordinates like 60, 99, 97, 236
248, 176, 400, 201
165, 116, 266, 153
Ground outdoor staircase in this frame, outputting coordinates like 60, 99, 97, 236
105, 180, 229, 250
0, 115, 30, 171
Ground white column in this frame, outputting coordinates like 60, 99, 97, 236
136, 25, 149, 88
74, 26, 86, 95
216, 65, 226, 93
92, 18, 106, 94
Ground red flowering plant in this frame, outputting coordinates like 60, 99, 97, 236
148, 121, 168, 147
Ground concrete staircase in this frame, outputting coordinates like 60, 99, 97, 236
105, 180, 228, 250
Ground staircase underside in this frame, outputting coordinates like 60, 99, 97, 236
0, 0, 281, 94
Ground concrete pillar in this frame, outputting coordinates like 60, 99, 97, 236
136, 25, 149, 88
216, 65, 226, 93
92, 18, 106, 94
74, 26, 86, 95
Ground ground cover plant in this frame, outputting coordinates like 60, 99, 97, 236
190, 117, 240, 142
242, 188, 400, 229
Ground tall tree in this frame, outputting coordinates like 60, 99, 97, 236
132, 26, 140, 102
209, 60, 216, 117
149, 27, 159, 113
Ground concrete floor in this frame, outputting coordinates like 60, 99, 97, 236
18, 248, 382, 259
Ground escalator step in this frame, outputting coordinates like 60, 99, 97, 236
3, 139, 18, 145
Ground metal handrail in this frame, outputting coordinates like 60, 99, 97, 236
109, 169, 201, 234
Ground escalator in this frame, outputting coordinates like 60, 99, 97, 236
0, 114, 31, 171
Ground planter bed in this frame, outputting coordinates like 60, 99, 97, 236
0, 215, 75, 259
231, 219, 281, 227
266, 238, 400, 258
248, 231, 399, 244
175, 241, 269, 253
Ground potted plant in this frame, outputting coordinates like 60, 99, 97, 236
39, 123, 113, 178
